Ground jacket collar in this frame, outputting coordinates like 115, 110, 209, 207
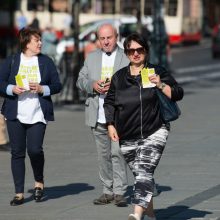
126, 61, 148, 76
13, 52, 45, 77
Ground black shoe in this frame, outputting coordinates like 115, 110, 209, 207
93, 193, 114, 205
114, 194, 127, 207
153, 184, 161, 197
33, 187, 44, 202
0, 143, 11, 151
10, 196, 24, 206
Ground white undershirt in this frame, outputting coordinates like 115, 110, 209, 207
97, 49, 117, 124
17, 53, 46, 124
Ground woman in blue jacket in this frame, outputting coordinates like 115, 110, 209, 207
0, 27, 62, 206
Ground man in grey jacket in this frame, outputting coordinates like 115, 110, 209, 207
77, 23, 129, 206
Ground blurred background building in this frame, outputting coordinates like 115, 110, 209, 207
0, 0, 219, 51
0, 0, 220, 56
0, 0, 220, 102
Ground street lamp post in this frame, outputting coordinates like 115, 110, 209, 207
153, 0, 163, 65
72, 0, 80, 103
8, 0, 16, 55
152, 0, 169, 70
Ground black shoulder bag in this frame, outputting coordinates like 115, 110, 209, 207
156, 89, 181, 123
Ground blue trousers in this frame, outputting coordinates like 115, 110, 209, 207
7, 120, 46, 193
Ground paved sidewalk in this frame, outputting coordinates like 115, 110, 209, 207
0, 81, 220, 220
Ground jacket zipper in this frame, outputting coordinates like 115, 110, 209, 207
137, 81, 143, 139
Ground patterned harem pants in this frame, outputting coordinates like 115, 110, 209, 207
120, 125, 169, 208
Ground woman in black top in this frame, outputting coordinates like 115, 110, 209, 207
104, 33, 183, 220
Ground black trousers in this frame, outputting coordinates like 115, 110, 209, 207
7, 120, 46, 193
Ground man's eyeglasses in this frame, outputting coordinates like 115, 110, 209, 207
126, 47, 145, 55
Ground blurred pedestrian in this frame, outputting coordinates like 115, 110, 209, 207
63, 13, 72, 37
0, 111, 10, 151
16, 11, 28, 30
29, 12, 40, 30
0, 97, 10, 152
104, 33, 184, 220
77, 24, 129, 207
41, 26, 58, 60
0, 27, 62, 206
84, 32, 101, 58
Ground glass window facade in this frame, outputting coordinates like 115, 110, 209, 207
165, 0, 178, 16
28, 0, 44, 11
144, 0, 153, 15
121, 0, 140, 15
102, 0, 115, 14
0, 1, 18, 10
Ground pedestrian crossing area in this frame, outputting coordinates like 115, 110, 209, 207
174, 63, 220, 85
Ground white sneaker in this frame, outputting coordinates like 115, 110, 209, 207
128, 213, 141, 220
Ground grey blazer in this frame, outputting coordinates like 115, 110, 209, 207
77, 46, 129, 127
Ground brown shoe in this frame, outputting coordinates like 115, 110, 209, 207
114, 194, 127, 207
93, 194, 114, 205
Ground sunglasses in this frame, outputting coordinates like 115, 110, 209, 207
126, 47, 145, 55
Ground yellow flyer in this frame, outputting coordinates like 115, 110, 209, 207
15, 74, 29, 90
141, 68, 156, 88
101, 66, 113, 80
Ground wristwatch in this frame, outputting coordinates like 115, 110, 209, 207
158, 82, 166, 90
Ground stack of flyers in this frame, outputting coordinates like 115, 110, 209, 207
15, 74, 30, 90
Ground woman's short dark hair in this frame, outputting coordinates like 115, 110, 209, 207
123, 32, 149, 55
18, 27, 41, 53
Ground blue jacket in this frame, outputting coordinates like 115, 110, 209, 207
0, 53, 62, 121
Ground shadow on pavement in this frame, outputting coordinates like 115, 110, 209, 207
26, 183, 95, 202
156, 184, 172, 194
54, 104, 85, 112
156, 205, 212, 220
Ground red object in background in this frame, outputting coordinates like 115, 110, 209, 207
0, 26, 18, 38
55, 30, 64, 40
212, 24, 220, 36
169, 35, 182, 45
211, 23, 220, 58
169, 31, 201, 45
182, 32, 201, 42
